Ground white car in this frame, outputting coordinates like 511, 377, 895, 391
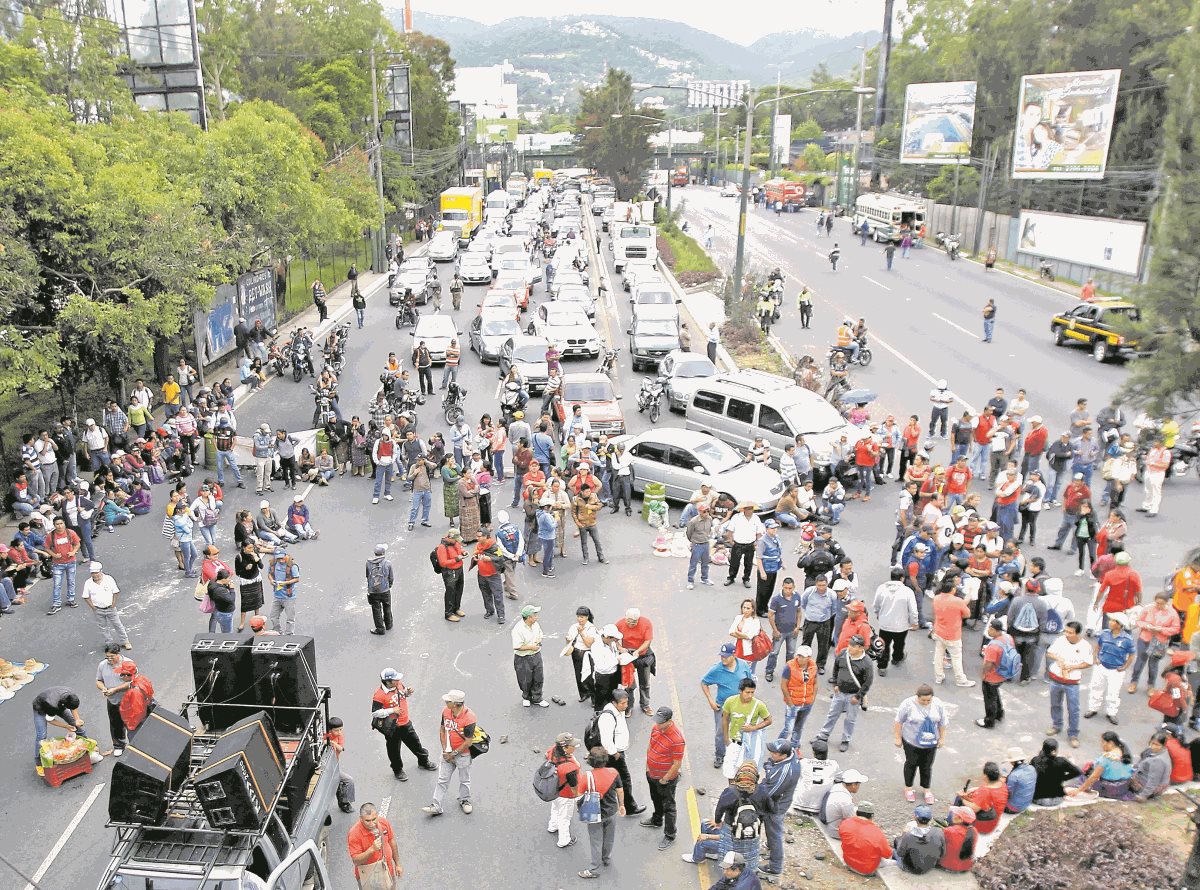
527, 302, 601, 358
614, 428, 784, 511
458, 253, 494, 284
409, 314, 461, 364
630, 279, 676, 309
659, 350, 718, 411
719, 183, 741, 198
555, 283, 596, 318
498, 256, 540, 289
550, 268, 588, 298
469, 311, 523, 363
400, 256, 434, 275
428, 232, 458, 262
622, 260, 659, 292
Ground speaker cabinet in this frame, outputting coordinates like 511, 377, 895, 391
108, 705, 194, 825
190, 632, 254, 732
193, 710, 285, 830
249, 636, 317, 732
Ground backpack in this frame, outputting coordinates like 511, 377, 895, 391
533, 758, 563, 802
915, 712, 939, 748
995, 639, 1022, 681
429, 548, 443, 575
583, 710, 607, 752
1043, 607, 1064, 636
1011, 602, 1040, 634
496, 523, 520, 557
367, 559, 389, 594
730, 793, 761, 839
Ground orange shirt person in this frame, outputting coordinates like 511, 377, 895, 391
347, 803, 401, 885
1080, 278, 1096, 302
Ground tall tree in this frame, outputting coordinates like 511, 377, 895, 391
577, 69, 659, 199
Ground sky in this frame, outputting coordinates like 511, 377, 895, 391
407, 0, 888, 46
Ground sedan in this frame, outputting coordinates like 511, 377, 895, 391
499, 335, 550, 393
613, 428, 784, 512
555, 283, 596, 319
428, 232, 458, 262
458, 253, 493, 284
492, 272, 531, 309
549, 268, 589, 298
410, 314, 461, 364
479, 289, 521, 320
622, 260, 659, 292
526, 303, 601, 358
390, 268, 437, 306
498, 256, 540, 289
469, 312, 523, 363
658, 350, 717, 412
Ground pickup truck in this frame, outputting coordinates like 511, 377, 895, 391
612, 223, 658, 274
1049, 299, 1142, 363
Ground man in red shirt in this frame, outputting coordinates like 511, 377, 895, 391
970, 408, 995, 478
976, 620, 1013, 729
579, 747, 625, 879
1022, 416, 1049, 476
1095, 551, 1142, 616
944, 456, 972, 510
47, 516, 81, 614
1049, 474, 1092, 551
620, 608, 655, 715
422, 689, 478, 816
932, 581, 975, 687
371, 668, 437, 782
641, 705, 685, 849
437, 530, 466, 622
852, 434, 880, 502
347, 802, 401, 885
839, 802, 893, 875
992, 466, 1023, 542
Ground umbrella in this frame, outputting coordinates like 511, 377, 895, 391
840, 388, 877, 405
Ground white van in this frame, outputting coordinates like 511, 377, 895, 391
684, 370, 856, 469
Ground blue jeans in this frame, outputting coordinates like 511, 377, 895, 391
355, 307, 365, 328
33, 710, 87, 764
817, 690, 859, 744
765, 631, 798, 676
198, 523, 217, 546
510, 471, 525, 507
764, 809, 786, 872
946, 492, 965, 510
822, 502, 844, 524
180, 540, 198, 576
1049, 678, 1081, 738
599, 470, 612, 503
778, 703, 813, 746
540, 538, 555, 574
89, 450, 112, 471
409, 489, 432, 524
373, 463, 394, 498
1129, 637, 1164, 688
1021, 453, 1041, 476
687, 542, 710, 583
970, 442, 989, 477
856, 466, 874, 497
51, 562, 76, 606
1072, 462, 1094, 488
995, 502, 1018, 542
678, 503, 699, 527
983, 318, 995, 341
77, 519, 95, 562
209, 610, 234, 633
713, 707, 727, 760
951, 442, 970, 462
491, 450, 505, 482
1048, 466, 1068, 502
775, 511, 800, 528
216, 450, 243, 485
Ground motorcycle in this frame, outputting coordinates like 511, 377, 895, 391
265, 339, 287, 378
499, 380, 527, 427
597, 347, 619, 378
827, 336, 873, 368
443, 382, 468, 425
934, 231, 961, 260
636, 375, 666, 424
310, 384, 339, 427
1039, 258, 1056, 281
287, 330, 315, 382
1173, 433, 1200, 478
395, 301, 419, 330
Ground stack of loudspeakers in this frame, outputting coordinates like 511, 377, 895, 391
190, 632, 254, 732
249, 635, 318, 733
108, 705, 194, 825
192, 710, 285, 830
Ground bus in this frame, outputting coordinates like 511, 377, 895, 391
852, 193, 926, 243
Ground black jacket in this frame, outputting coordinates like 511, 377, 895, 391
831, 650, 874, 696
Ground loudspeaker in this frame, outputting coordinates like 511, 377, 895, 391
278, 736, 318, 831
191, 632, 254, 732
108, 705, 194, 825
193, 710, 285, 830
250, 636, 318, 732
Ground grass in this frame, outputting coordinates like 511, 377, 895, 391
281, 239, 373, 314
654, 209, 719, 283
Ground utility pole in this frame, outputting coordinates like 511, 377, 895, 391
872, 0, 895, 130
851, 44, 867, 208
714, 107, 721, 188
768, 69, 781, 179
733, 105, 754, 306
666, 126, 674, 213
971, 142, 998, 256
369, 47, 387, 271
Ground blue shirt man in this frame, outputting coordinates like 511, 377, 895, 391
1096, 624, 1136, 670
800, 579, 836, 624
701, 643, 753, 765
760, 740, 804, 876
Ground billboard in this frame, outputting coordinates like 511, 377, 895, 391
772, 114, 792, 165
236, 267, 277, 332
1012, 69, 1121, 180
899, 81, 976, 164
687, 79, 750, 109
1016, 209, 1146, 277
477, 118, 518, 144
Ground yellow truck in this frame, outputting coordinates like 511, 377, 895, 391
439, 186, 483, 247
532, 167, 554, 186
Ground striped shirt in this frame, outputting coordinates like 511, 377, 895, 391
645, 723, 685, 780
446, 344, 460, 367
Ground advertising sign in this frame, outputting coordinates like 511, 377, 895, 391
772, 114, 792, 165
237, 267, 277, 331
1012, 69, 1121, 180
1016, 209, 1146, 276
899, 81, 976, 164
476, 119, 518, 144
687, 79, 750, 109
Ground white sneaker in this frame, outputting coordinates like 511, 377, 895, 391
112, 748, 124, 757
955, 679, 977, 687
522, 700, 531, 707
1074, 569, 1085, 576
537, 700, 550, 708
686, 583, 695, 590
372, 498, 379, 505
681, 853, 697, 863
384, 495, 394, 501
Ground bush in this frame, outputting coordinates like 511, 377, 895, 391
653, 207, 719, 285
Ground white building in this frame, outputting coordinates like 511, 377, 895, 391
451, 62, 519, 120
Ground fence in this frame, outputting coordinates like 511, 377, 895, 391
280, 235, 376, 315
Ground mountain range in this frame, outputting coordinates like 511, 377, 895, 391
395, 12, 879, 111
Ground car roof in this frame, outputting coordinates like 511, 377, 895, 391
506, 334, 548, 348
562, 372, 614, 386
461, 253, 489, 263
629, 428, 729, 449
414, 315, 456, 334
479, 310, 522, 327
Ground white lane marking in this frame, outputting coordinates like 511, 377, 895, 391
863, 276, 892, 292
24, 782, 105, 890
380, 795, 391, 816
301, 481, 315, 500
932, 312, 981, 340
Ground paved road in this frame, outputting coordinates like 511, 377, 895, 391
4, 191, 1195, 890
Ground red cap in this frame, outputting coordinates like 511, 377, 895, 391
117, 660, 138, 676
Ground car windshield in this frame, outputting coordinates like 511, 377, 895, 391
564, 381, 615, 402
784, 400, 848, 436
634, 318, 677, 336
401, 259, 430, 271
500, 259, 528, 270
691, 439, 742, 473
619, 226, 652, 239
545, 306, 589, 326
670, 357, 716, 378
399, 271, 426, 283
558, 286, 590, 302
482, 319, 521, 336
513, 345, 546, 363
636, 290, 672, 304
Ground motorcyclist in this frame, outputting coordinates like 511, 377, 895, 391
756, 289, 776, 333
826, 352, 850, 400
834, 318, 860, 362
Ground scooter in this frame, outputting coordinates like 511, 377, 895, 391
597, 347, 619, 378
636, 375, 666, 424
499, 380, 527, 427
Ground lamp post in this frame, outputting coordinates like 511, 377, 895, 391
633, 82, 874, 304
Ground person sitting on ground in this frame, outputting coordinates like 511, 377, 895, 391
937, 807, 978, 873
954, 761, 1007, 834
1030, 738, 1082, 807
1066, 730, 1134, 799
838, 801, 893, 877
892, 804, 945, 875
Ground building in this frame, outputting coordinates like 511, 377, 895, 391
106, 0, 207, 127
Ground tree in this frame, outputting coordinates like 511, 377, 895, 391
927, 164, 980, 205
800, 143, 828, 172
792, 119, 823, 141
577, 69, 659, 199
1117, 15, 1200, 413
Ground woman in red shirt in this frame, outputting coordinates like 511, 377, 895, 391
956, 761, 1008, 834
939, 806, 978, 872
905, 455, 931, 492
897, 415, 922, 480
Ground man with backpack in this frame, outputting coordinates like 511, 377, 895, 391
588, 688, 645, 817
976, 620, 1019, 729
370, 668, 438, 782
1007, 579, 1049, 684
493, 510, 523, 600
365, 544, 394, 636
534, 732, 582, 849
433, 530, 465, 622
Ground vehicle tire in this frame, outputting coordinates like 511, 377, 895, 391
395, 316, 401, 329
292, 365, 302, 383
648, 400, 661, 424
445, 405, 464, 425
1092, 339, 1109, 363
858, 348, 873, 367
526, 322, 535, 336
1052, 325, 1066, 346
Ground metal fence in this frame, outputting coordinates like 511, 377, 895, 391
280, 235, 376, 315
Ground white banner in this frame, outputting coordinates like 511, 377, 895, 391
1012, 69, 1121, 180
1016, 209, 1146, 276
230, 431, 321, 470
772, 114, 792, 165
687, 79, 750, 109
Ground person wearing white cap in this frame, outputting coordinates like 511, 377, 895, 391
250, 423, 276, 495
81, 562, 131, 650
513, 605, 549, 707
422, 690, 478, 816
819, 768, 867, 837
589, 625, 624, 712
928, 379, 954, 439
371, 668, 437, 781
1086, 613, 1136, 724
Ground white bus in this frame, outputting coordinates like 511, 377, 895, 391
852, 193, 926, 243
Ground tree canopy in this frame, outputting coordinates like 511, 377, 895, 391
576, 69, 660, 199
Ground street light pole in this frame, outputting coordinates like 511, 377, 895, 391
733, 107, 755, 304
851, 44, 867, 209
666, 126, 673, 213
769, 69, 781, 180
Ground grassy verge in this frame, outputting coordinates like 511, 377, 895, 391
654, 206, 719, 287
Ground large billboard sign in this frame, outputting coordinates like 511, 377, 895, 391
899, 81, 976, 164
1016, 209, 1146, 276
687, 79, 749, 109
1012, 69, 1121, 180
772, 114, 792, 165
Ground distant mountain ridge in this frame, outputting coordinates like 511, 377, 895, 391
397, 11, 878, 110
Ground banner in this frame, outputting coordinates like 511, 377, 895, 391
1012, 69, 1121, 180
772, 114, 792, 165
899, 81, 976, 164
1016, 209, 1146, 276
237, 267, 277, 332
687, 79, 749, 109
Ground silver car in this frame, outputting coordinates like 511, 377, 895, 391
659, 350, 718, 412
613, 428, 784, 512
469, 312, 523, 363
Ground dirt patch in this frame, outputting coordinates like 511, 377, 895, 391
779, 815, 882, 889
975, 801, 1191, 890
